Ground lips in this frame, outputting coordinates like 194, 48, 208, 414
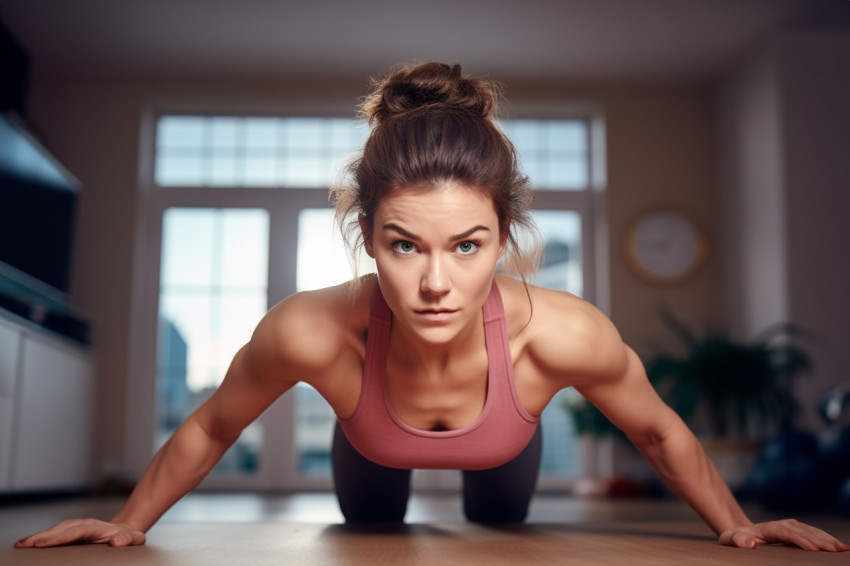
414, 308, 458, 322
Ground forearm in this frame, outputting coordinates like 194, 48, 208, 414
632, 421, 752, 535
110, 416, 234, 532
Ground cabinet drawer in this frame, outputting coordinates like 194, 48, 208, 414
11, 335, 94, 490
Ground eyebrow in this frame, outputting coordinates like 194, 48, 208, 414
382, 223, 491, 242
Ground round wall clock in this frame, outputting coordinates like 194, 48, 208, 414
623, 209, 709, 286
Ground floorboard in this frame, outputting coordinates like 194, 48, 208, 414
2, 493, 848, 565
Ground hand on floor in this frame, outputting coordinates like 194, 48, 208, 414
719, 519, 849, 551
14, 518, 146, 548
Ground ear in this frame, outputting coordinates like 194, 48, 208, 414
498, 218, 510, 258
358, 214, 375, 258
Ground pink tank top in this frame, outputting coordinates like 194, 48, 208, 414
339, 280, 539, 470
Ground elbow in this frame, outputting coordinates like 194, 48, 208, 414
185, 411, 242, 448
202, 418, 242, 447
626, 409, 684, 452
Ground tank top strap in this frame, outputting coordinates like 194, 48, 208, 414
358, 283, 392, 418
482, 280, 512, 395
482, 279, 505, 325
370, 283, 393, 323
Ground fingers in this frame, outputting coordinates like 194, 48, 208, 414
719, 530, 757, 549
14, 521, 77, 548
769, 519, 847, 552
13, 518, 146, 548
108, 530, 146, 547
720, 519, 849, 552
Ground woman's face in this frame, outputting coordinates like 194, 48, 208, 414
362, 181, 507, 345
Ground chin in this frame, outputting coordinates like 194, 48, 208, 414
396, 318, 460, 344
419, 327, 462, 344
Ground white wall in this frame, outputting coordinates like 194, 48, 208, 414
718, 30, 850, 429
717, 41, 788, 340
782, 32, 850, 427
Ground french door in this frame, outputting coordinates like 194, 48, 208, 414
126, 114, 599, 491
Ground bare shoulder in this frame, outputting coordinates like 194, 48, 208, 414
496, 276, 628, 387
246, 277, 373, 383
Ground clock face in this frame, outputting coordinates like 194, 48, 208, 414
624, 210, 708, 285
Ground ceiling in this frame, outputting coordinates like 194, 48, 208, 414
1, 0, 849, 83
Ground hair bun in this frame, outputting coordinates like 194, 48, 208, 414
361, 62, 499, 124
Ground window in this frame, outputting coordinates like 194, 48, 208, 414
141, 112, 604, 490
155, 116, 368, 188
156, 208, 269, 474
500, 120, 588, 189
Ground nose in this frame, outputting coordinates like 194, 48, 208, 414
420, 254, 451, 296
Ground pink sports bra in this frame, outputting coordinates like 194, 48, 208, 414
338, 280, 539, 470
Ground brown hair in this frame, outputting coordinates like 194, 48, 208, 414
331, 61, 540, 283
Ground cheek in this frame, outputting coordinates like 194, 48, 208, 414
374, 259, 411, 294
474, 271, 496, 295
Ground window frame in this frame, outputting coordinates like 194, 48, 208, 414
126, 101, 608, 492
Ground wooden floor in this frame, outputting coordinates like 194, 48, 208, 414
2, 493, 848, 565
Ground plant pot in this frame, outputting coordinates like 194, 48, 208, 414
700, 437, 761, 492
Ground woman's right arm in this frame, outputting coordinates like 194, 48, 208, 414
15, 310, 301, 548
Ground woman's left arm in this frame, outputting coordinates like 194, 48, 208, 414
573, 338, 847, 551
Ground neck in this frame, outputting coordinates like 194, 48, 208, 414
388, 311, 485, 375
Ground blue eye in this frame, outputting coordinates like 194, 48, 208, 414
392, 241, 416, 254
457, 241, 480, 255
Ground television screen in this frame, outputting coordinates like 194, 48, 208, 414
0, 113, 79, 293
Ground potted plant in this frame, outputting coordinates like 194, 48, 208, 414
646, 307, 813, 438
645, 307, 814, 489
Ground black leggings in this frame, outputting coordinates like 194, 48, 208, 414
331, 422, 542, 524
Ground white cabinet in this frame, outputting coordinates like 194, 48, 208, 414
0, 320, 20, 488
0, 314, 95, 492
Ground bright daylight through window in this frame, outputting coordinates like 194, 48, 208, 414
152, 115, 595, 484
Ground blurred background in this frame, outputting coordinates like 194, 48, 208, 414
1, 0, 849, 513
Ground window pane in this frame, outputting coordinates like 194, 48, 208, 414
547, 121, 585, 152
548, 157, 588, 189
210, 118, 239, 150
216, 293, 268, 371
329, 118, 365, 150
220, 211, 269, 287
540, 389, 581, 476
296, 208, 374, 291
286, 118, 324, 150
293, 207, 374, 476
156, 154, 204, 186
244, 118, 278, 149
499, 119, 590, 191
243, 156, 277, 186
156, 207, 269, 476
531, 210, 583, 297
283, 154, 324, 187
530, 209, 583, 477
522, 157, 545, 187
157, 116, 204, 149
154, 116, 368, 188
160, 292, 216, 391
510, 120, 542, 154
294, 383, 335, 476
160, 209, 215, 287
209, 155, 239, 186
293, 208, 342, 477
351, 121, 370, 148
153, 116, 591, 191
